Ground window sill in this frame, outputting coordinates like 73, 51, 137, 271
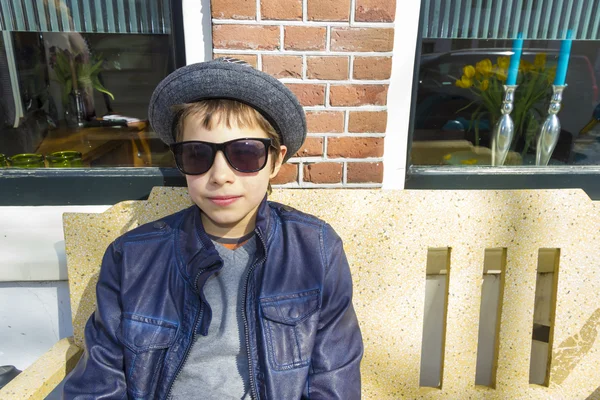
0, 168, 186, 206
406, 165, 600, 200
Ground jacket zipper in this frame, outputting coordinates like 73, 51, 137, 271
165, 229, 266, 400
243, 229, 267, 400
164, 268, 208, 399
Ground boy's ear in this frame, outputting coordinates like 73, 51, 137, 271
269, 145, 288, 179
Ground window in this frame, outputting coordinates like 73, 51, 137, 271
0, 0, 182, 167
0, 0, 186, 205
407, 0, 600, 198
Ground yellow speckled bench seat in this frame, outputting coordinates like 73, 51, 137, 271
2, 188, 600, 399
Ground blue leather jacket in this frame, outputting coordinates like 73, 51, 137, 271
63, 198, 363, 399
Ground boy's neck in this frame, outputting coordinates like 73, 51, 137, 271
207, 231, 255, 250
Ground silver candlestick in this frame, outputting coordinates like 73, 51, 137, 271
536, 85, 566, 166
491, 85, 517, 166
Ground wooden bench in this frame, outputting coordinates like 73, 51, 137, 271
2, 188, 599, 399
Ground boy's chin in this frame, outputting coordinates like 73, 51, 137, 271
202, 209, 253, 230
207, 212, 241, 225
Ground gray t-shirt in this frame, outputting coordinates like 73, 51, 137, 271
170, 236, 256, 399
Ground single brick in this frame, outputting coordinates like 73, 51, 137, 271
355, 0, 396, 22
348, 111, 388, 133
347, 162, 383, 183
262, 55, 302, 78
285, 83, 326, 106
261, 0, 302, 20
213, 53, 259, 68
327, 137, 384, 158
294, 137, 324, 157
305, 111, 345, 133
329, 84, 389, 106
271, 163, 298, 184
303, 162, 343, 183
353, 56, 393, 80
307, 0, 350, 21
284, 26, 326, 51
307, 56, 349, 80
330, 27, 394, 52
211, 0, 255, 19
213, 25, 280, 50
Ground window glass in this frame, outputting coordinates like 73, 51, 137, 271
0, 0, 177, 169
412, 0, 600, 167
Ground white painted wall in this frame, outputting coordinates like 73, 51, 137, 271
182, 0, 212, 64
382, 0, 420, 189
0, 206, 108, 377
0, 206, 110, 282
0, 281, 72, 371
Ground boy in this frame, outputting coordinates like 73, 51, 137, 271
63, 58, 363, 399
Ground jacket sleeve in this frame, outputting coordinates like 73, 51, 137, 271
304, 224, 363, 400
63, 240, 127, 399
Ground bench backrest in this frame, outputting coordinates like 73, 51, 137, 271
63, 188, 600, 399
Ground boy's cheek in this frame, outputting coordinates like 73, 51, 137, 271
185, 177, 205, 203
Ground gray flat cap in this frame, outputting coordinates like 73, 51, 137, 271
148, 58, 306, 162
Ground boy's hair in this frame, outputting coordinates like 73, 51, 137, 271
172, 99, 283, 193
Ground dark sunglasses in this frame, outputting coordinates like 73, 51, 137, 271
170, 138, 272, 175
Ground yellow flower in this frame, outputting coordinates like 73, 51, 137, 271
455, 76, 473, 88
497, 56, 510, 70
547, 66, 557, 83
475, 59, 493, 77
443, 154, 452, 160
460, 158, 478, 165
519, 60, 534, 73
535, 53, 547, 70
463, 65, 476, 79
480, 79, 490, 91
493, 65, 507, 81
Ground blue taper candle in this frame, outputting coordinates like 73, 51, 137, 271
554, 30, 573, 86
506, 32, 523, 85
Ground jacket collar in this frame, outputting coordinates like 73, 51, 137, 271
253, 194, 272, 244
176, 195, 272, 284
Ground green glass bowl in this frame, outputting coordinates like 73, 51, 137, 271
8, 153, 45, 168
0, 154, 7, 167
46, 151, 83, 168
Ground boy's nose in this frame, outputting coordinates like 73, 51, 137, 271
208, 151, 235, 185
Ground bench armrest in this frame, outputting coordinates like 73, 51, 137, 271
0, 337, 83, 400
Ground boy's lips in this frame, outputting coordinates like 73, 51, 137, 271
207, 195, 242, 206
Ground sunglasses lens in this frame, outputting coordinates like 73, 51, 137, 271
225, 139, 268, 172
174, 142, 214, 175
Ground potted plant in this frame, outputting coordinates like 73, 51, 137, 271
453, 53, 556, 156
49, 46, 114, 126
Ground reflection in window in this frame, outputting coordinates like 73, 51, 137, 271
0, 0, 178, 168
412, 1, 600, 167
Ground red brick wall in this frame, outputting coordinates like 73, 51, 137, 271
211, 0, 395, 186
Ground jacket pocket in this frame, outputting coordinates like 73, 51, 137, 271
259, 289, 321, 371
119, 314, 178, 399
